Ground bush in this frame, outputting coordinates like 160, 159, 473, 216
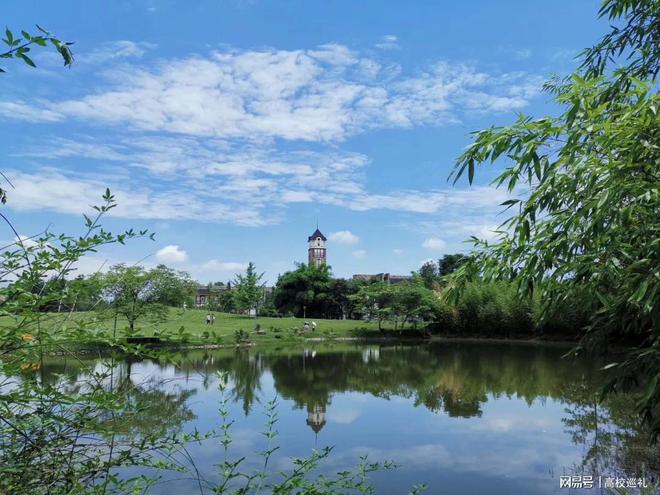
533, 291, 592, 338
430, 298, 455, 332
452, 281, 534, 337
234, 328, 251, 344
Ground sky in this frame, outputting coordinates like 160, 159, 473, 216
1, 0, 607, 284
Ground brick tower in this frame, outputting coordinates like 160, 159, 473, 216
307, 228, 327, 267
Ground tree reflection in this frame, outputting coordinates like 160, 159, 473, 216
39, 342, 658, 480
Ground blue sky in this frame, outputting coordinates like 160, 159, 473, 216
1, 0, 606, 284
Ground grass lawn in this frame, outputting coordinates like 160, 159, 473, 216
143, 308, 385, 343
6, 308, 393, 347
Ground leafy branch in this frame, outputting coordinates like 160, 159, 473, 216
1, 24, 73, 72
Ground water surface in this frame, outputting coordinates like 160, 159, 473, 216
47, 341, 658, 494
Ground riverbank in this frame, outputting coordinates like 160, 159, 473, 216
4, 308, 581, 353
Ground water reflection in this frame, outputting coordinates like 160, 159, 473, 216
43, 342, 659, 493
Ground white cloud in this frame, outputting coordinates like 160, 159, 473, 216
3, 168, 277, 226
1, 43, 535, 229
375, 34, 399, 50
201, 259, 248, 272
0, 101, 63, 122
3, 161, 519, 229
514, 48, 532, 60
0, 45, 540, 140
422, 238, 447, 251
392, 248, 404, 255
155, 244, 188, 263
329, 230, 359, 245
78, 41, 156, 64
550, 48, 578, 63
352, 249, 367, 258
327, 408, 361, 424
14, 235, 39, 249
281, 191, 314, 203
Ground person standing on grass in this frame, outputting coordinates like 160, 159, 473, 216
211, 314, 215, 325
206, 313, 211, 325
311, 321, 317, 332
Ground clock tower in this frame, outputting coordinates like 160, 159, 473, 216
307, 228, 327, 267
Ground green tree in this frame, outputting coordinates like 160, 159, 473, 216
438, 254, 470, 277
419, 261, 438, 289
350, 282, 394, 329
351, 282, 438, 330
273, 263, 332, 318
327, 277, 357, 319
101, 264, 168, 332
233, 262, 264, 316
217, 287, 237, 313
448, 0, 660, 440
151, 264, 197, 307
397, 283, 441, 330
65, 273, 104, 311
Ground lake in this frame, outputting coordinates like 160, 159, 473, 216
45, 341, 658, 494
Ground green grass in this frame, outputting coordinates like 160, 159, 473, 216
5, 308, 390, 347
144, 308, 384, 344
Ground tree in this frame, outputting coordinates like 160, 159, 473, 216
438, 254, 470, 277
217, 287, 237, 313
351, 282, 439, 331
151, 264, 197, 307
419, 261, 438, 289
101, 264, 168, 332
233, 262, 264, 316
397, 283, 441, 330
448, 0, 659, 440
326, 278, 357, 319
273, 263, 332, 318
350, 282, 395, 330
65, 273, 104, 312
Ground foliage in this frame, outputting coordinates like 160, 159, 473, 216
579, 0, 659, 82
217, 287, 238, 313
351, 282, 440, 331
447, 0, 660, 440
150, 264, 197, 308
0, 191, 193, 494
99, 264, 169, 332
232, 262, 264, 316
1, 25, 73, 73
418, 254, 471, 289
418, 261, 438, 290
273, 263, 327, 318
234, 328, 251, 344
451, 281, 535, 338
64, 273, 105, 312
437, 254, 471, 277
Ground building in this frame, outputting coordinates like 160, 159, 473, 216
308, 228, 327, 267
194, 284, 231, 307
306, 403, 327, 434
194, 286, 210, 307
352, 273, 413, 284
195, 284, 272, 312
